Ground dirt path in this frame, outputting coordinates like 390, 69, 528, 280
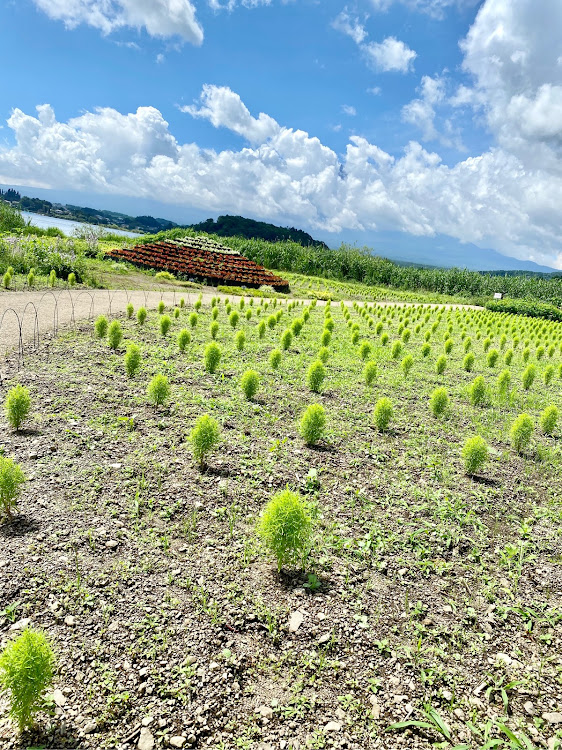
0, 287, 480, 365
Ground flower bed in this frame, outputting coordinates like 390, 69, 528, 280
107, 240, 289, 291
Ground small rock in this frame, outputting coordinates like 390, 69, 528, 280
83, 721, 97, 734
53, 689, 66, 706
288, 611, 304, 632
64, 616, 75, 627
318, 633, 331, 644
138, 727, 155, 750
142, 716, 154, 727
543, 712, 562, 724
257, 705, 274, 720
442, 689, 453, 701
523, 701, 535, 716
369, 696, 380, 719
324, 721, 342, 732
169, 737, 186, 748
10, 618, 31, 631
106, 540, 119, 549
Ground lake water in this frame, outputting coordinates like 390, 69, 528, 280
22, 211, 141, 238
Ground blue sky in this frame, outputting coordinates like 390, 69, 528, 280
1, 0, 562, 268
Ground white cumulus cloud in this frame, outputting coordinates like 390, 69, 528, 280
32, 0, 204, 43
364, 36, 416, 73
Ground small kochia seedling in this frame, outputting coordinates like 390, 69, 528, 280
463, 353, 475, 372
391, 341, 403, 360
158, 301, 165, 314
178, 329, 191, 352
359, 341, 371, 360
0, 627, 55, 731
298, 403, 326, 446
212, 306, 219, 321
48, 270, 56, 288
429, 387, 448, 418
510, 413, 533, 453
497, 369, 511, 398
5, 385, 31, 431
257, 489, 312, 571
364, 361, 377, 386
522, 363, 536, 391
126, 303, 134, 319
189, 414, 220, 469
229, 311, 240, 328
0, 456, 25, 520
373, 397, 393, 432
281, 329, 293, 351
462, 436, 488, 475
235, 330, 246, 351
540, 405, 558, 436
124, 343, 142, 378
258, 321, 266, 339
204, 342, 222, 373
210, 321, 219, 339
67, 272, 76, 287
401, 354, 413, 378
306, 360, 326, 393
435, 354, 447, 375
159, 315, 172, 336
147, 374, 170, 407
107, 320, 123, 350
137, 307, 147, 325
174, 308, 180, 320
94, 315, 108, 338
269, 349, 282, 369
469, 375, 487, 406
240, 370, 260, 400
189, 312, 198, 328
318, 346, 330, 363
321, 329, 331, 346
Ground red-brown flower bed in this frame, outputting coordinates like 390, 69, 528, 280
107, 241, 290, 291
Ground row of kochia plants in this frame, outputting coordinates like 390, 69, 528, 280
0, 293, 561, 734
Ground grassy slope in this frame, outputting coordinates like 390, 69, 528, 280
1, 295, 561, 749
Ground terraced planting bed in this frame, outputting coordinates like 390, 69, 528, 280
107, 239, 289, 292
1, 294, 562, 750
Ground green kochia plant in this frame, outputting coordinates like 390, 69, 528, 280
229, 311, 240, 328
210, 321, 219, 339
94, 315, 108, 338
235, 330, 246, 351
137, 307, 147, 325
401, 354, 413, 377
257, 489, 313, 571
522, 364, 536, 391
435, 354, 447, 375
204, 342, 222, 373
359, 341, 372, 360
540, 405, 558, 435
147, 374, 170, 407
0, 456, 25, 520
107, 320, 123, 350
469, 375, 487, 406
269, 349, 282, 369
189, 312, 198, 328
462, 436, 488, 475
178, 329, 191, 352
281, 329, 293, 350
158, 301, 165, 314
0, 628, 55, 731
306, 360, 326, 393
373, 397, 393, 432
258, 320, 266, 339
298, 403, 326, 446
240, 370, 260, 400
510, 413, 533, 453
5, 385, 31, 431
321, 329, 331, 346
189, 414, 220, 469
318, 346, 330, 363
364, 360, 377, 386
159, 315, 172, 336
126, 303, 134, 319
429, 387, 448, 418
463, 353, 475, 372
124, 343, 142, 378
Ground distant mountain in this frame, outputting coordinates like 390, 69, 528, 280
188, 215, 328, 248
345, 230, 558, 274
